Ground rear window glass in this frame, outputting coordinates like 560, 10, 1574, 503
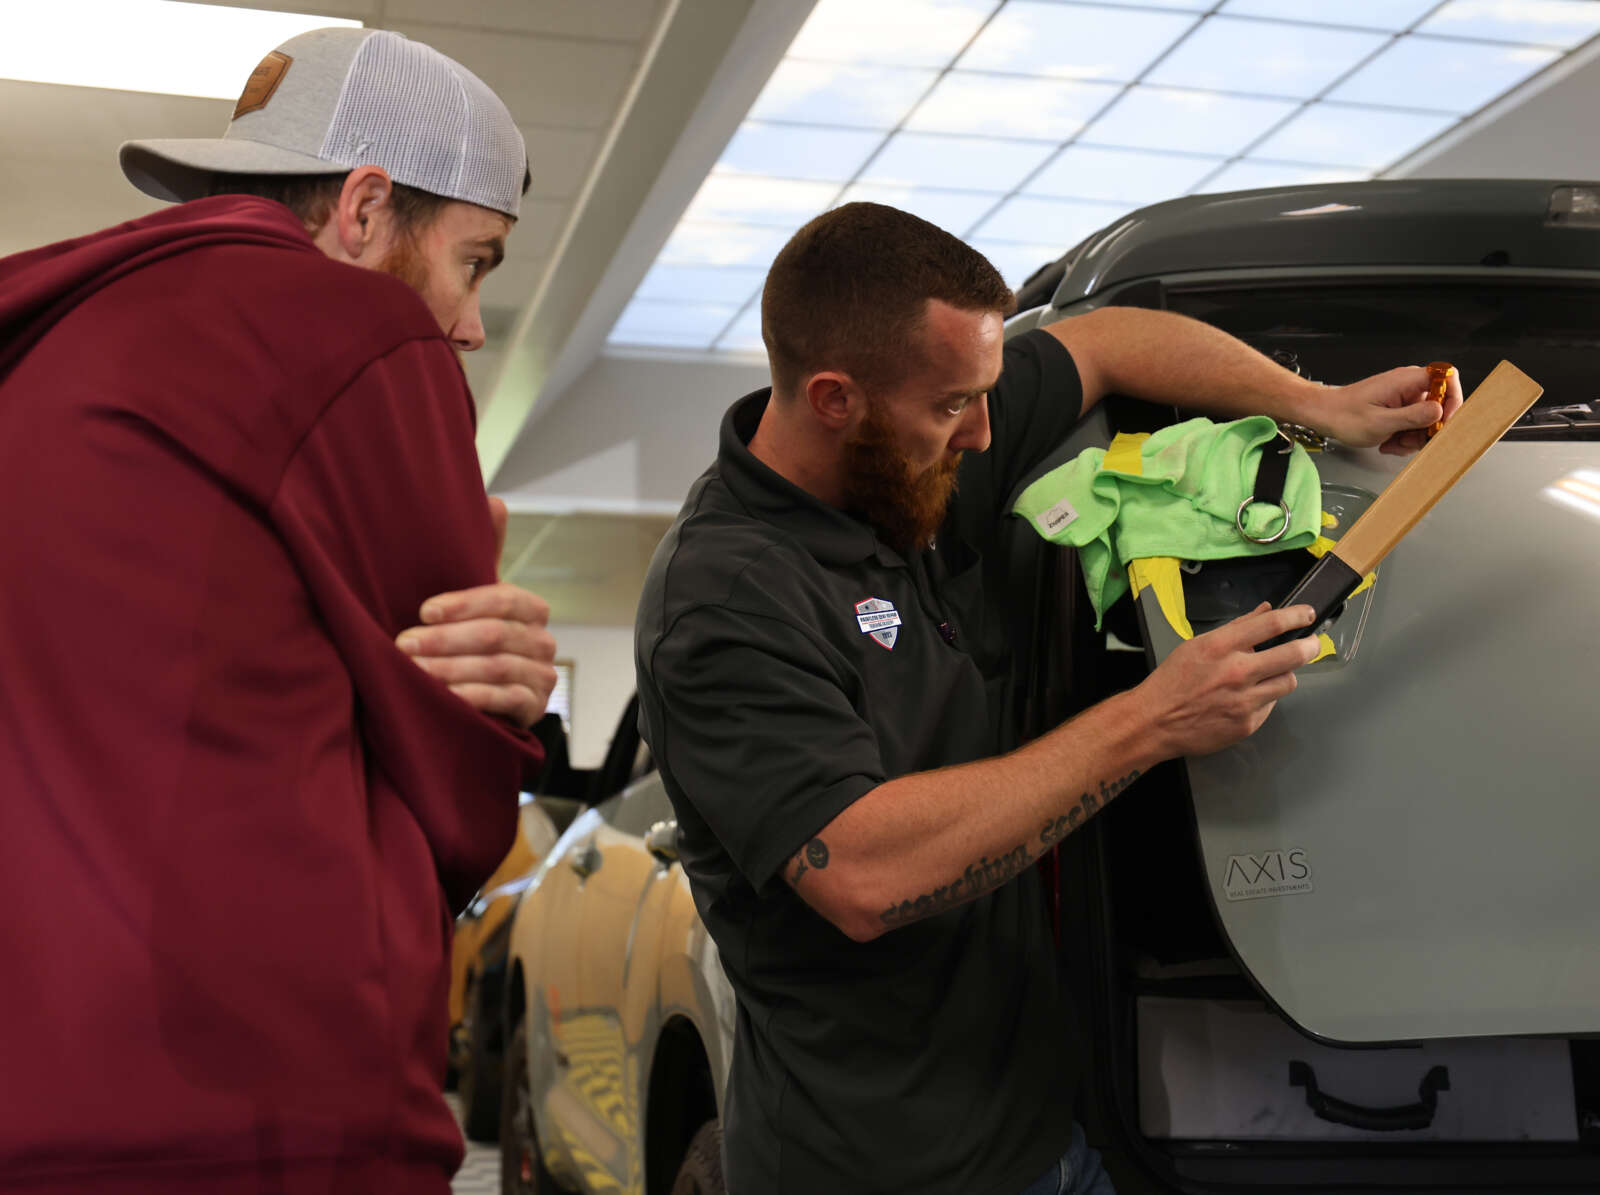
1167, 280, 1600, 414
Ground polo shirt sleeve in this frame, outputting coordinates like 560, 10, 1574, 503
645, 603, 885, 891
956, 327, 1086, 528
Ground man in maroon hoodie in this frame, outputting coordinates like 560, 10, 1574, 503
0, 27, 559, 1195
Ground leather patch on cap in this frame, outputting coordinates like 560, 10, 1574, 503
233, 50, 292, 120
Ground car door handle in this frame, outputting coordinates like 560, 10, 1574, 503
645, 819, 679, 865
568, 841, 602, 879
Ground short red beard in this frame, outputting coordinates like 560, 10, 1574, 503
843, 398, 961, 554
377, 233, 429, 297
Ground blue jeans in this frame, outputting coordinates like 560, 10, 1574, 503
1018, 1122, 1115, 1195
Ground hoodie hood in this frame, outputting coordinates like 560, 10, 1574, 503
0, 196, 316, 383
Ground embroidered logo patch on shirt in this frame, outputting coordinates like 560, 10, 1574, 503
854, 597, 902, 651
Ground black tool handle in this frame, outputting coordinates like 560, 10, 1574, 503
1289, 1060, 1450, 1132
1255, 552, 1362, 651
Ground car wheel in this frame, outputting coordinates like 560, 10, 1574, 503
500, 1017, 558, 1194
670, 1119, 725, 1195
458, 971, 503, 1143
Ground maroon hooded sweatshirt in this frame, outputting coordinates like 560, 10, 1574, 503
0, 196, 542, 1193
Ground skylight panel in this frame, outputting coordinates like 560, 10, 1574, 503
957, 2, 1200, 82
1196, 160, 1365, 194
635, 265, 768, 307
657, 222, 796, 269
835, 183, 1005, 238
713, 306, 768, 355
971, 238, 1077, 289
1220, 0, 1439, 31
1143, 16, 1389, 98
608, 299, 740, 350
1024, 144, 1223, 204
720, 122, 886, 184
748, 60, 939, 129
1080, 86, 1301, 156
905, 72, 1118, 141
1416, 0, 1600, 49
974, 195, 1132, 247
1089, 0, 1214, 9
0, 1, 361, 98
784, 0, 999, 68
1326, 36, 1561, 114
859, 131, 1059, 192
1249, 103, 1458, 169
683, 171, 842, 229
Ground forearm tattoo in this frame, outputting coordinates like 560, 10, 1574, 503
788, 837, 830, 887
879, 769, 1142, 930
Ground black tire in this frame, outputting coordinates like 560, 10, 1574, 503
500, 1018, 559, 1194
671, 1119, 726, 1195
459, 970, 503, 1143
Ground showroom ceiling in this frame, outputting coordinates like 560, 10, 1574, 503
7, 0, 1600, 624
610, 0, 1600, 355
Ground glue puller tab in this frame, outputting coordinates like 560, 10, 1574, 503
1426, 361, 1455, 438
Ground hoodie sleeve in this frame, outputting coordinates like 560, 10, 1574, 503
268, 335, 543, 910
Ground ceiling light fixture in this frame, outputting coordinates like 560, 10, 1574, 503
0, 1, 361, 100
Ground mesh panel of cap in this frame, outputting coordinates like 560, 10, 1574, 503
319, 31, 524, 218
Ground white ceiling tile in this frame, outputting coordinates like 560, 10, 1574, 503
749, 60, 937, 129
509, 198, 568, 260
905, 72, 1118, 141
1144, 17, 1390, 98
480, 251, 549, 304
835, 182, 1005, 238
1079, 85, 1300, 156
1024, 144, 1223, 204
1326, 36, 1561, 115
391, 23, 636, 126
957, 2, 1200, 81
384, 0, 663, 41
786, 0, 999, 68
182, 0, 380, 18
1221, 0, 1438, 30
0, 80, 228, 164
1249, 103, 1458, 168
522, 126, 602, 200
972, 194, 1130, 246
859, 131, 1058, 192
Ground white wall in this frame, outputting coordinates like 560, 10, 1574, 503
549, 623, 637, 769
493, 350, 772, 512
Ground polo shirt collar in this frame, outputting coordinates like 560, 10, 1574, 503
719, 390, 905, 568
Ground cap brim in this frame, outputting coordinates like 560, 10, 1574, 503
120, 137, 343, 204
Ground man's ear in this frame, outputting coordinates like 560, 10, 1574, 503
323, 165, 397, 263
804, 371, 863, 432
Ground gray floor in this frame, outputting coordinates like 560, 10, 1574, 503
444, 1092, 500, 1195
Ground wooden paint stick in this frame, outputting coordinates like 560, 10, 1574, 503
1258, 359, 1544, 651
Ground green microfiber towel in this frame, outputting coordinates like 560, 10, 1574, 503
1012, 415, 1323, 626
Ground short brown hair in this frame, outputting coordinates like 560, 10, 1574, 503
761, 202, 1016, 396
204, 172, 461, 238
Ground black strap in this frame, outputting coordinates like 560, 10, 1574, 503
1252, 431, 1292, 507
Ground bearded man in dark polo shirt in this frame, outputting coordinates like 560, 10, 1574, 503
635, 202, 1458, 1195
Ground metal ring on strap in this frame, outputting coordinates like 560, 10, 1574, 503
1237, 497, 1291, 544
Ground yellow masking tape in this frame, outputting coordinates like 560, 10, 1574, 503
1103, 432, 1149, 477
1128, 557, 1194, 640
1311, 633, 1336, 663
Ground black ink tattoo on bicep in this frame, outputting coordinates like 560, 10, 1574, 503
788, 837, 830, 888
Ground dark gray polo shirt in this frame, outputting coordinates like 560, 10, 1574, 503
635, 330, 1085, 1195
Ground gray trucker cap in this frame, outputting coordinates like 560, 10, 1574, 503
120, 27, 527, 219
